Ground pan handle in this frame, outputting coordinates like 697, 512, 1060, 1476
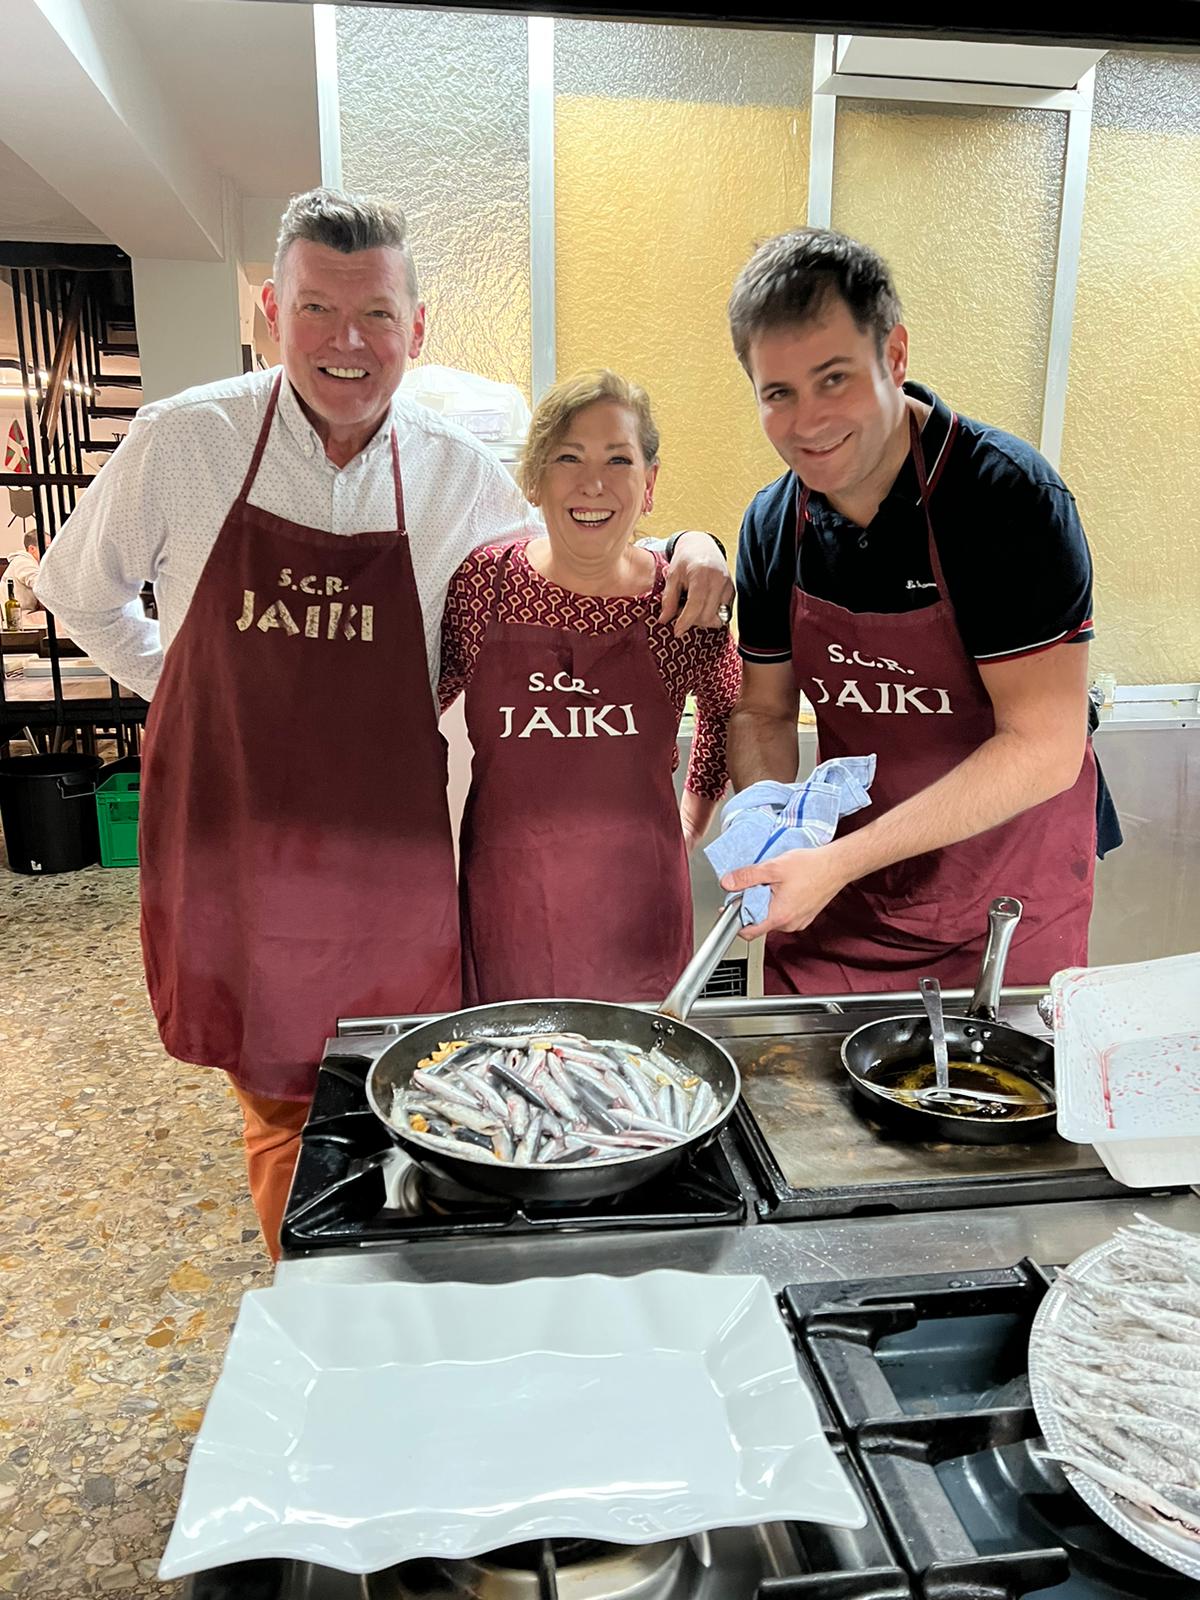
968, 896, 1023, 1021
658, 896, 745, 1023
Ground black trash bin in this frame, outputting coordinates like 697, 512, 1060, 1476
0, 753, 104, 874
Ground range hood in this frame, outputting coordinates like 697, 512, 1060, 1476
833, 36, 1107, 88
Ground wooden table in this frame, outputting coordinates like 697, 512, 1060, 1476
2, 655, 139, 702
1, 654, 144, 750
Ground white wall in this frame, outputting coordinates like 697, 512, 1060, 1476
130, 258, 243, 404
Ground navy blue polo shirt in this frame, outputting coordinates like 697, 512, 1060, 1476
737, 382, 1095, 667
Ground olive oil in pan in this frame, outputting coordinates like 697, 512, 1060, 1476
878, 1060, 1051, 1119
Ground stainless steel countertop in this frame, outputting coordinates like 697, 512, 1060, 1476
1095, 683, 1200, 732
289, 995, 1200, 1294
720, 1006, 1106, 1195
275, 1193, 1200, 1293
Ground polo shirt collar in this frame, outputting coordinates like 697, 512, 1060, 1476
802, 381, 953, 529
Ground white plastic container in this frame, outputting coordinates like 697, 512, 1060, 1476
400, 364, 531, 454
1052, 951, 1200, 1186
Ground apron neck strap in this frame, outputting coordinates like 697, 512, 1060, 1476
239, 373, 407, 534
793, 403, 959, 596
237, 372, 284, 505
908, 403, 959, 597
795, 478, 809, 550
390, 428, 406, 535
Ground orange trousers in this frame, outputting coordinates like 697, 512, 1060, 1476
230, 1085, 312, 1262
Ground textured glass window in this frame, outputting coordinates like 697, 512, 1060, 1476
552, 21, 812, 548
1062, 51, 1200, 684
335, 7, 531, 392
833, 100, 1065, 447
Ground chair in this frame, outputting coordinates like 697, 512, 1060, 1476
7, 487, 34, 530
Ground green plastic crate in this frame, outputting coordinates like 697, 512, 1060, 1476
96, 772, 140, 867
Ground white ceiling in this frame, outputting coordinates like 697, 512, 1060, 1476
0, 0, 319, 250
120, 0, 320, 199
0, 141, 111, 245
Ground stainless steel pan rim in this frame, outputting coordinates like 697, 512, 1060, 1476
836, 897, 1058, 1144
838, 1011, 1056, 1126
368, 1000, 742, 1172
363, 901, 748, 1199
839, 1011, 1056, 1127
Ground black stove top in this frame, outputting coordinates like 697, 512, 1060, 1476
180, 1255, 1196, 1599
784, 1261, 1195, 1600
279, 1051, 756, 1254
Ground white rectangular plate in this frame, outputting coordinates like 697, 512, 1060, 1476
160, 1271, 865, 1579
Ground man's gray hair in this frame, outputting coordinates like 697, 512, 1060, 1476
23, 529, 38, 552
273, 187, 419, 301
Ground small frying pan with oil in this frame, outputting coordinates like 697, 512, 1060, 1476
839, 897, 1056, 1145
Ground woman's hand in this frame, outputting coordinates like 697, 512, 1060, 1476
680, 790, 718, 855
660, 532, 734, 637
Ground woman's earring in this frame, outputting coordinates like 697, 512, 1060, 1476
643, 493, 654, 513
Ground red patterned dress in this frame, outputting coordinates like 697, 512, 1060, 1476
439, 538, 742, 1001
439, 540, 741, 801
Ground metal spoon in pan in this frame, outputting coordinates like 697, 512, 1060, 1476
921, 976, 952, 1101
905, 1084, 1032, 1108
879, 974, 1029, 1111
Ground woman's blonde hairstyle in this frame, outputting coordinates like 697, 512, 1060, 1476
519, 369, 660, 502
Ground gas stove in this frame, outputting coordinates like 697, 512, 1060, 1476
784, 1260, 1197, 1600
282, 993, 1169, 1256
178, 1228, 1200, 1600
186, 1001, 1199, 1600
183, 1474, 909, 1598
280, 1045, 755, 1254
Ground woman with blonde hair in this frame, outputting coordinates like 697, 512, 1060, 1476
439, 369, 741, 1004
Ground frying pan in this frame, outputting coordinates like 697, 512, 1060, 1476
365, 901, 745, 1201
839, 897, 1057, 1145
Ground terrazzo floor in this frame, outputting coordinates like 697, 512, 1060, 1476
0, 857, 271, 1597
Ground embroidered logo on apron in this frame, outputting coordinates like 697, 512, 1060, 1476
808, 638, 952, 715
498, 667, 640, 739
235, 566, 375, 641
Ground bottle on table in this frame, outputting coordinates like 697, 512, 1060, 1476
4, 580, 21, 630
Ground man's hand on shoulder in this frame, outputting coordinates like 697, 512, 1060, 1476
659, 531, 734, 636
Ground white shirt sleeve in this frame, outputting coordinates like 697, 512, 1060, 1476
467, 454, 543, 549
33, 413, 167, 701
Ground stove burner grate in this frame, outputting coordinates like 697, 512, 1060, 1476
280, 1052, 750, 1250
435, 1536, 691, 1600
784, 1260, 1196, 1600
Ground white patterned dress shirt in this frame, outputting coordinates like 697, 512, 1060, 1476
34, 366, 539, 701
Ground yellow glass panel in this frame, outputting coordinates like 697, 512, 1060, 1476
336, 8, 531, 391
554, 94, 808, 550
1063, 120, 1200, 684
832, 101, 1064, 445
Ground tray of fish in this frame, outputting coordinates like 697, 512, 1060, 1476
393, 1033, 722, 1168
1028, 1216, 1200, 1580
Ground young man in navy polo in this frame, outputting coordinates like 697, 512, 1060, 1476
721, 228, 1109, 993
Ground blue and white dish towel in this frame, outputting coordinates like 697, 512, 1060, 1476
703, 756, 877, 928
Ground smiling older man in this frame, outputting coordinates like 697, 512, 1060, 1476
35, 188, 732, 1257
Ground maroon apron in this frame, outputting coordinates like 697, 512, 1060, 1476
139, 375, 461, 1098
765, 407, 1097, 995
459, 546, 693, 1003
